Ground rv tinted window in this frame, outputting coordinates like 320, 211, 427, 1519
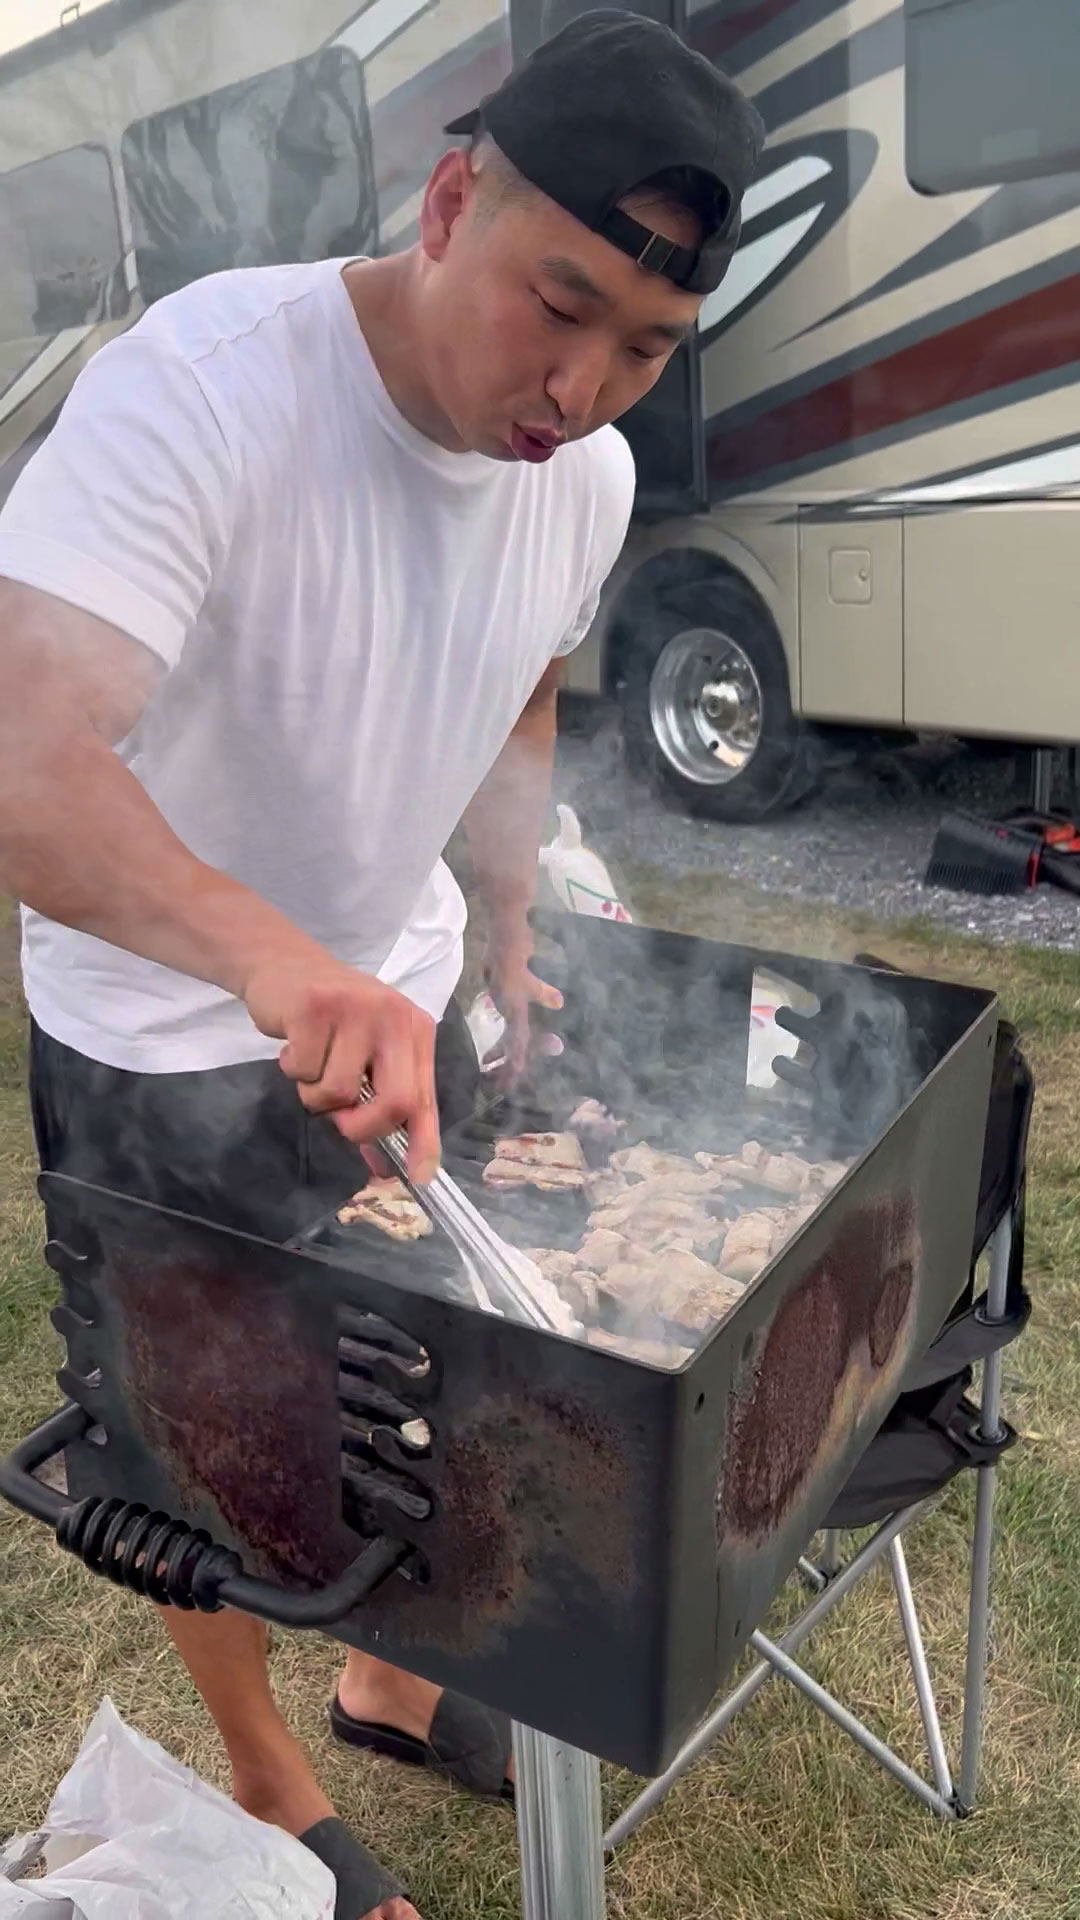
0, 143, 126, 392
121, 46, 378, 307
906, 0, 1080, 191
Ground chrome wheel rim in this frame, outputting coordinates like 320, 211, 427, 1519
648, 626, 764, 786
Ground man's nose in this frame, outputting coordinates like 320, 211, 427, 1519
545, 342, 610, 429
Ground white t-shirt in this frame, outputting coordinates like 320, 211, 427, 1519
0, 260, 634, 1072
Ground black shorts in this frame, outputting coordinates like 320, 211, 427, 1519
28, 1000, 481, 1247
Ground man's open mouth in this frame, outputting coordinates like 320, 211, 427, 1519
510, 425, 564, 462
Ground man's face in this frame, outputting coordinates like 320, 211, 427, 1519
417, 152, 703, 462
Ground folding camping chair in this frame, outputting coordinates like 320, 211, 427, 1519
606, 983, 1034, 1848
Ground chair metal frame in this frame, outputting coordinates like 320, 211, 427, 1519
512, 1207, 1018, 1917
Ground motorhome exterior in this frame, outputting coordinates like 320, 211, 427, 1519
2, 0, 1078, 817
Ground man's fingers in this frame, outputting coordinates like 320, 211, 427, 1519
278, 1007, 333, 1085
524, 969, 563, 1012
295, 1025, 376, 1116
403, 1015, 441, 1185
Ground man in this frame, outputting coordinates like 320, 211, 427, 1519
0, 12, 762, 1917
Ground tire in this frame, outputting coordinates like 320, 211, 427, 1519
615, 571, 819, 822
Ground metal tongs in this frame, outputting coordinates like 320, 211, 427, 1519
354, 1083, 562, 1333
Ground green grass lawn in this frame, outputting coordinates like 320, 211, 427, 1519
2, 883, 1080, 1919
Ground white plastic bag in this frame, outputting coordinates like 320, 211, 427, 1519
0, 1699, 334, 1920
538, 805, 632, 921
466, 804, 632, 1073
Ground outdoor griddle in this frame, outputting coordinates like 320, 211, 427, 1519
0, 918, 997, 1915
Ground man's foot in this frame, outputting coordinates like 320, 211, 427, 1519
335, 1653, 514, 1796
233, 1729, 419, 1920
336, 1655, 444, 1750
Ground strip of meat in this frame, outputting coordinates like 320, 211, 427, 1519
483, 1131, 587, 1191
337, 1178, 433, 1242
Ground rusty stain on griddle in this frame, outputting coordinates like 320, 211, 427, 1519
362, 1386, 638, 1655
110, 1248, 355, 1587
719, 1189, 922, 1543
868, 1263, 914, 1368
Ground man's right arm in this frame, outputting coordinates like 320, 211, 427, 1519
0, 578, 440, 1178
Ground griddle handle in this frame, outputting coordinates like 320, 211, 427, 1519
0, 1400, 85, 1528
0, 1402, 410, 1626
216, 1534, 409, 1627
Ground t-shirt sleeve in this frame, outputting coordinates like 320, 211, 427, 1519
0, 333, 235, 670
553, 427, 636, 659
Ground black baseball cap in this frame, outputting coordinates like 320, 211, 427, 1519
445, 8, 764, 296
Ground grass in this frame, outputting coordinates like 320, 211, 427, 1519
2, 881, 1080, 1918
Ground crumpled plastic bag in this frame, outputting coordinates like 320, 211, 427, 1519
0, 1698, 335, 1918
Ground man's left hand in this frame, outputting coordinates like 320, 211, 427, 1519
485, 916, 563, 1078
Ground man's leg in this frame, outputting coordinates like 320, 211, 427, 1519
159, 1611, 419, 1920
160, 1606, 331, 1831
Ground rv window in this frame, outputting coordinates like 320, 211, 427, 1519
0, 142, 126, 390
120, 46, 378, 307
905, 0, 1080, 191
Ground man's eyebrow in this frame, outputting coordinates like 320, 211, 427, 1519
538, 256, 693, 344
651, 318, 694, 344
539, 256, 610, 303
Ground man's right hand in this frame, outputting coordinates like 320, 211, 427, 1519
243, 953, 441, 1184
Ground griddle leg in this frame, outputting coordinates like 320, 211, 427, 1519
604, 1505, 925, 1848
959, 1209, 1013, 1811
888, 1536, 954, 1803
513, 1723, 606, 1920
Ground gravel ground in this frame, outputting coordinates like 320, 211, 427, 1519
554, 724, 1080, 951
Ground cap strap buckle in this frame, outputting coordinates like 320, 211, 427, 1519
635, 230, 678, 277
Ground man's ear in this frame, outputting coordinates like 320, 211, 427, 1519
418, 148, 476, 263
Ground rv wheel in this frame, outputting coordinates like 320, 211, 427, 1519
617, 573, 818, 822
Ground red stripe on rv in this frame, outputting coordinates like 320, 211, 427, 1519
706, 269, 1080, 489
693, 0, 807, 60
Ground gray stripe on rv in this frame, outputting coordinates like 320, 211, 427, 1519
752, 8, 902, 132
801, 172, 1080, 336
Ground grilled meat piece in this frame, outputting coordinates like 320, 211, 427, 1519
570, 1098, 624, 1141
597, 1248, 744, 1334
525, 1248, 579, 1288
610, 1143, 700, 1183
584, 1166, 629, 1208
577, 1227, 631, 1271
483, 1131, 587, 1192
337, 1178, 432, 1241
564, 1269, 602, 1320
697, 1141, 851, 1200
665, 1274, 746, 1333
719, 1211, 778, 1280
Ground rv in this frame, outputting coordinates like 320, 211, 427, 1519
2, 0, 1078, 818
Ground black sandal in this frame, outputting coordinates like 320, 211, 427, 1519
329, 1689, 515, 1805
300, 1816, 407, 1919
